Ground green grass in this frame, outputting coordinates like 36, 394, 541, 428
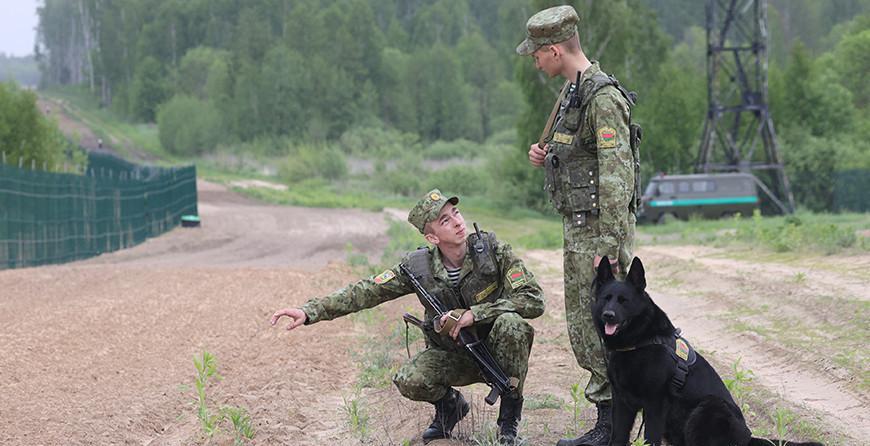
717, 358, 842, 444
525, 393, 564, 410
639, 210, 869, 255
41, 86, 174, 162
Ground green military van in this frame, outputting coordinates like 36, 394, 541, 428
638, 173, 759, 224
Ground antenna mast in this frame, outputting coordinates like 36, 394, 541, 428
697, 0, 794, 214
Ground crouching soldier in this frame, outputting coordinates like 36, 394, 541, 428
270, 189, 545, 444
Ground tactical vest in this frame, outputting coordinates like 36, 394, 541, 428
544, 71, 643, 226
402, 230, 503, 350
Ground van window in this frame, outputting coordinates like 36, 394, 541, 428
678, 182, 690, 193
692, 181, 715, 192
658, 182, 674, 194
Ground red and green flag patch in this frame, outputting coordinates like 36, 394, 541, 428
597, 126, 618, 148
507, 267, 527, 289
675, 338, 690, 361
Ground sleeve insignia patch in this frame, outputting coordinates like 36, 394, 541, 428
507, 267, 527, 289
552, 132, 574, 145
474, 282, 498, 302
675, 338, 690, 361
597, 126, 618, 148
374, 269, 396, 284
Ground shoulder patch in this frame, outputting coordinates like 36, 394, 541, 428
507, 267, 527, 289
597, 126, 618, 148
373, 269, 396, 284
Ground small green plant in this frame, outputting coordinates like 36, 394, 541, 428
342, 393, 370, 439
792, 271, 807, 283
567, 383, 586, 435
191, 351, 255, 444
723, 358, 754, 414
222, 406, 256, 446
629, 438, 651, 446
193, 351, 222, 436
767, 407, 795, 446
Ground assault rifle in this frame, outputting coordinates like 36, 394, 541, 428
398, 262, 518, 405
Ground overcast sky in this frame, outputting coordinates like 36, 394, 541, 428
0, 0, 39, 57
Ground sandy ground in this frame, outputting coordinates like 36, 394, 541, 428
1, 180, 866, 445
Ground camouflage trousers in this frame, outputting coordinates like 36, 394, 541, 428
562, 213, 635, 404
393, 312, 534, 402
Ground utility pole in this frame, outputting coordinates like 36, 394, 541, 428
697, 0, 794, 214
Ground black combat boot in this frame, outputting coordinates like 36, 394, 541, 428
555, 402, 612, 446
421, 388, 470, 443
497, 395, 523, 445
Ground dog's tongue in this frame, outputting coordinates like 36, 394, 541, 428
605, 323, 619, 336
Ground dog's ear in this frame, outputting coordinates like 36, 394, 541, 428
626, 257, 646, 291
595, 255, 615, 286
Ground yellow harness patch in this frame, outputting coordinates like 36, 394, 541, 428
675, 338, 690, 361
373, 269, 395, 284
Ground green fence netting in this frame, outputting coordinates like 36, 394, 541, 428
833, 169, 870, 213
0, 152, 197, 269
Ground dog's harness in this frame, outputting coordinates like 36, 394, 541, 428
612, 329, 697, 396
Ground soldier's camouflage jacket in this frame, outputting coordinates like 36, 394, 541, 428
301, 233, 544, 351
544, 61, 637, 260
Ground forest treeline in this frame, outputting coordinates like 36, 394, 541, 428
30, 0, 870, 212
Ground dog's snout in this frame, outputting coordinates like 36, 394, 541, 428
602, 310, 616, 322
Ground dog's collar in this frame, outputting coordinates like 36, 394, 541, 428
611, 332, 675, 352
609, 329, 697, 366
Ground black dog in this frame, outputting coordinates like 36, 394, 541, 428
592, 256, 823, 446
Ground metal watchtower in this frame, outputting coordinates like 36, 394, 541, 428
697, 0, 794, 214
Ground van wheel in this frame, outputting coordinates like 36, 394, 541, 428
657, 213, 678, 225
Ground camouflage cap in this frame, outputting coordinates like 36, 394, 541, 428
516, 5, 580, 55
408, 189, 459, 233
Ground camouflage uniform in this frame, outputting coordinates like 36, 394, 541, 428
300, 196, 545, 403
517, 7, 637, 405
551, 62, 636, 404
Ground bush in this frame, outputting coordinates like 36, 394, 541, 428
157, 95, 223, 155
338, 125, 420, 158
279, 144, 347, 183
425, 164, 487, 196
424, 139, 477, 160
0, 82, 77, 172
374, 152, 426, 197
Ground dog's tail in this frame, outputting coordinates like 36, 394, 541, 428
748, 437, 823, 446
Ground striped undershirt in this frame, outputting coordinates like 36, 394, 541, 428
445, 266, 461, 288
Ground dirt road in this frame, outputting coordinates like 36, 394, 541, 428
1, 181, 866, 445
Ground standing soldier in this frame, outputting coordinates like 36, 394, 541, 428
516, 5, 640, 446
271, 189, 545, 445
